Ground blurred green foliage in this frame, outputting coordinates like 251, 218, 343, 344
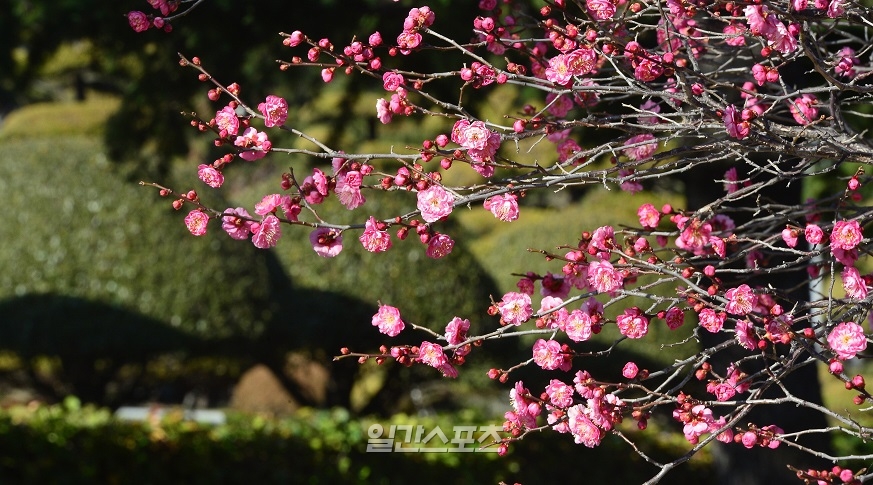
0, 398, 715, 484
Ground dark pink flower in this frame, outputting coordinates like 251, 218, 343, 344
735, 320, 758, 350
127, 11, 151, 32
586, 0, 616, 19
830, 220, 862, 250
723, 104, 749, 140
382, 72, 405, 91
545, 379, 575, 408
184, 210, 209, 236
805, 224, 824, 244
309, 227, 343, 257
698, 308, 726, 333
788, 94, 819, 125
215, 105, 240, 137
665, 307, 685, 330
623, 134, 657, 161
622, 362, 639, 379
532, 339, 570, 371
373, 304, 405, 337
426, 233, 454, 258
445, 316, 470, 346
258, 95, 288, 128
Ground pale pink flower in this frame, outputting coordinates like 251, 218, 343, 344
198, 164, 224, 188
184, 210, 209, 236
842, 267, 868, 300
788, 94, 819, 125
336, 170, 365, 210
827, 0, 845, 17
215, 105, 240, 137
498, 292, 533, 326
545, 379, 575, 408
564, 309, 593, 342
681, 404, 715, 444
484, 194, 520, 222
830, 220, 862, 250
805, 224, 824, 244
417, 185, 454, 223
127, 11, 150, 32
254, 194, 292, 216
623, 134, 657, 161
725, 284, 755, 315
309, 227, 343, 257
637, 203, 661, 229
665, 307, 685, 330
723, 104, 749, 140
234, 127, 272, 161
221, 207, 256, 240
587, 260, 622, 294
546, 92, 573, 118
376, 98, 392, 124
622, 362, 639, 379
698, 308, 726, 333
827, 322, 867, 360
257, 95, 288, 128
735, 320, 758, 350
426, 233, 454, 259
724, 167, 740, 194
251, 214, 281, 249
616, 307, 649, 339
538, 295, 568, 329
545, 54, 572, 85
445, 317, 470, 346
567, 405, 603, 447
532, 339, 570, 371
373, 304, 405, 337
359, 216, 392, 253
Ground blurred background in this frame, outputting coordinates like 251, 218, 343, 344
1, 0, 867, 483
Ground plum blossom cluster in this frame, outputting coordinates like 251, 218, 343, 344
137, 0, 873, 481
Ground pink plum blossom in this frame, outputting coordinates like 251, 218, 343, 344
665, 307, 685, 330
498, 292, 533, 326
622, 362, 639, 379
532, 339, 570, 371
830, 220, 862, 250
698, 308, 726, 333
827, 322, 867, 360
184, 210, 209, 236
221, 207, 256, 240
564, 309, 593, 342
587, 260, 622, 294
234, 127, 272, 161
623, 134, 657, 161
545, 379, 575, 408
725, 284, 755, 315
723, 104, 749, 140
484, 194, 520, 222
736, 320, 758, 350
359, 216, 392, 253
127, 11, 150, 32
616, 307, 649, 339
252, 214, 281, 249
418, 341, 448, 369
336, 170, 365, 210
445, 317, 470, 346
788, 94, 819, 125
309, 227, 343, 257
637, 203, 661, 229
567, 405, 603, 447
198, 164, 224, 188
215, 105, 240, 137
372, 304, 405, 337
417, 185, 454, 223
805, 224, 824, 244
426, 233, 455, 258
842, 267, 868, 300
545, 54, 572, 85
257, 95, 288, 127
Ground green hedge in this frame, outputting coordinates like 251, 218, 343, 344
0, 398, 714, 484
